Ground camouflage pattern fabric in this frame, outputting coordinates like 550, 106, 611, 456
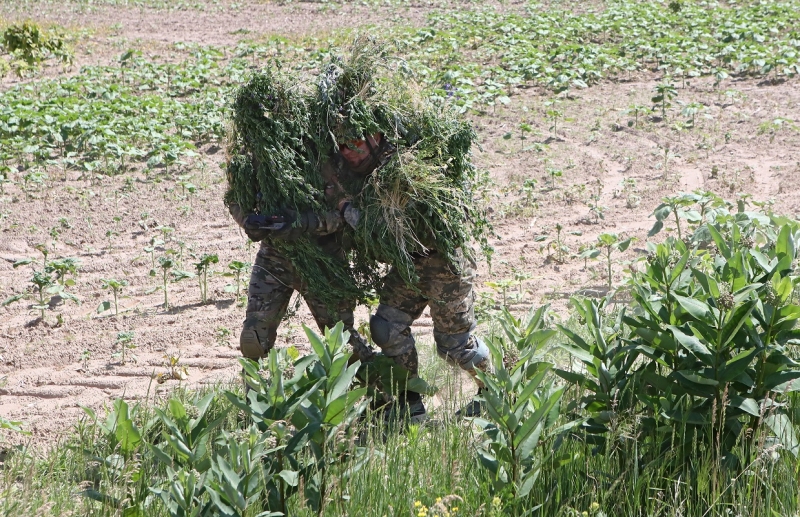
372, 248, 489, 380
239, 241, 374, 362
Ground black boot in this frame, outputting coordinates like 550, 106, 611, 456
456, 387, 485, 418
385, 391, 427, 424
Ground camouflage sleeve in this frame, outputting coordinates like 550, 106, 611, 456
228, 202, 249, 229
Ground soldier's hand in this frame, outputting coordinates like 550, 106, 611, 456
243, 214, 285, 242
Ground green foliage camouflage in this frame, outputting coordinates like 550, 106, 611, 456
223, 40, 491, 302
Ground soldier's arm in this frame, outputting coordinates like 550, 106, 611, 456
228, 202, 249, 229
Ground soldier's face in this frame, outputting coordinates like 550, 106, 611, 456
339, 133, 381, 170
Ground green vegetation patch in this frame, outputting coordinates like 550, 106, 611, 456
395, 0, 800, 110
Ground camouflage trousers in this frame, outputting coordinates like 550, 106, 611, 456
239, 242, 372, 361
369, 249, 489, 382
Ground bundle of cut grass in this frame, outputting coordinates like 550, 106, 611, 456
223, 38, 490, 305
224, 69, 372, 306
313, 39, 491, 285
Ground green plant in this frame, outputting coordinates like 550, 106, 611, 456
757, 117, 798, 143
555, 297, 639, 444
651, 82, 677, 120
595, 233, 634, 291
113, 331, 136, 365
2, 22, 73, 74
648, 192, 701, 240
625, 104, 649, 127
45, 257, 79, 286
227, 322, 369, 515
150, 257, 194, 309
223, 260, 250, 299
144, 237, 165, 269
471, 308, 568, 509
546, 167, 562, 189
544, 223, 570, 264
194, 253, 219, 304
98, 278, 128, 315
626, 225, 800, 465
2, 269, 79, 322
680, 101, 705, 127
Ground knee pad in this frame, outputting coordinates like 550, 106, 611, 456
434, 331, 489, 371
369, 305, 415, 357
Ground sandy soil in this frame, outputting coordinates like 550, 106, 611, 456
1, 0, 799, 446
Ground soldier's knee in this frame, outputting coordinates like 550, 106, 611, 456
369, 305, 415, 357
369, 314, 391, 347
434, 331, 489, 371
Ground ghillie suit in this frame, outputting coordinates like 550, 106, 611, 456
223, 70, 373, 361
310, 39, 493, 417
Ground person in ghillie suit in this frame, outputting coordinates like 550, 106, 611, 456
223, 70, 375, 365
261, 40, 493, 420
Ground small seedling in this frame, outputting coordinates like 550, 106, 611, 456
143, 237, 165, 268
2, 269, 79, 322
156, 225, 174, 242
215, 326, 231, 346
595, 233, 634, 291
151, 257, 175, 309
546, 167, 562, 189
546, 223, 570, 264
625, 104, 649, 127
157, 353, 188, 383
194, 253, 219, 304
80, 349, 91, 371
46, 257, 79, 286
224, 260, 250, 299
98, 278, 128, 315
648, 193, 701, 240
113, 331, 137, 365
680, 101, 705, 127
652, 82, 677, 120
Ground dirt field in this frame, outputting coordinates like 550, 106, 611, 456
1, 0, 799, 445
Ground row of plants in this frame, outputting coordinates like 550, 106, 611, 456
2, 194, 799, 516
398, 0, 800, 109
5, 0, 799, 179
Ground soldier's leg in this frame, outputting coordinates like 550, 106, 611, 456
304, 294, 376, 363
239, 245, 295, 359
371, 269, 428, 378
417, 250, 490, 379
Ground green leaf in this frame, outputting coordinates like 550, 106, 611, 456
648, 220, 664, 237
776, 224, 795, 260
668, 326, 712, 363
278, 470, 299, 487
765, 371, 800, 392
556, 343, 594, 364
672, 294, 711, 320
764, 413, 799, 457
728, 395, 760, 417
1, 294, 25, 307
720, 348, 759, 382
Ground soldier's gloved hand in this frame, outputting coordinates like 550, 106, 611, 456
340, 202, 361, 229
269, 210, 328, 240
243, 214, 284, 242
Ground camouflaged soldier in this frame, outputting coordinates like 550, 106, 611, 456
226, 167, 375, 364
323, 133, 490, 420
